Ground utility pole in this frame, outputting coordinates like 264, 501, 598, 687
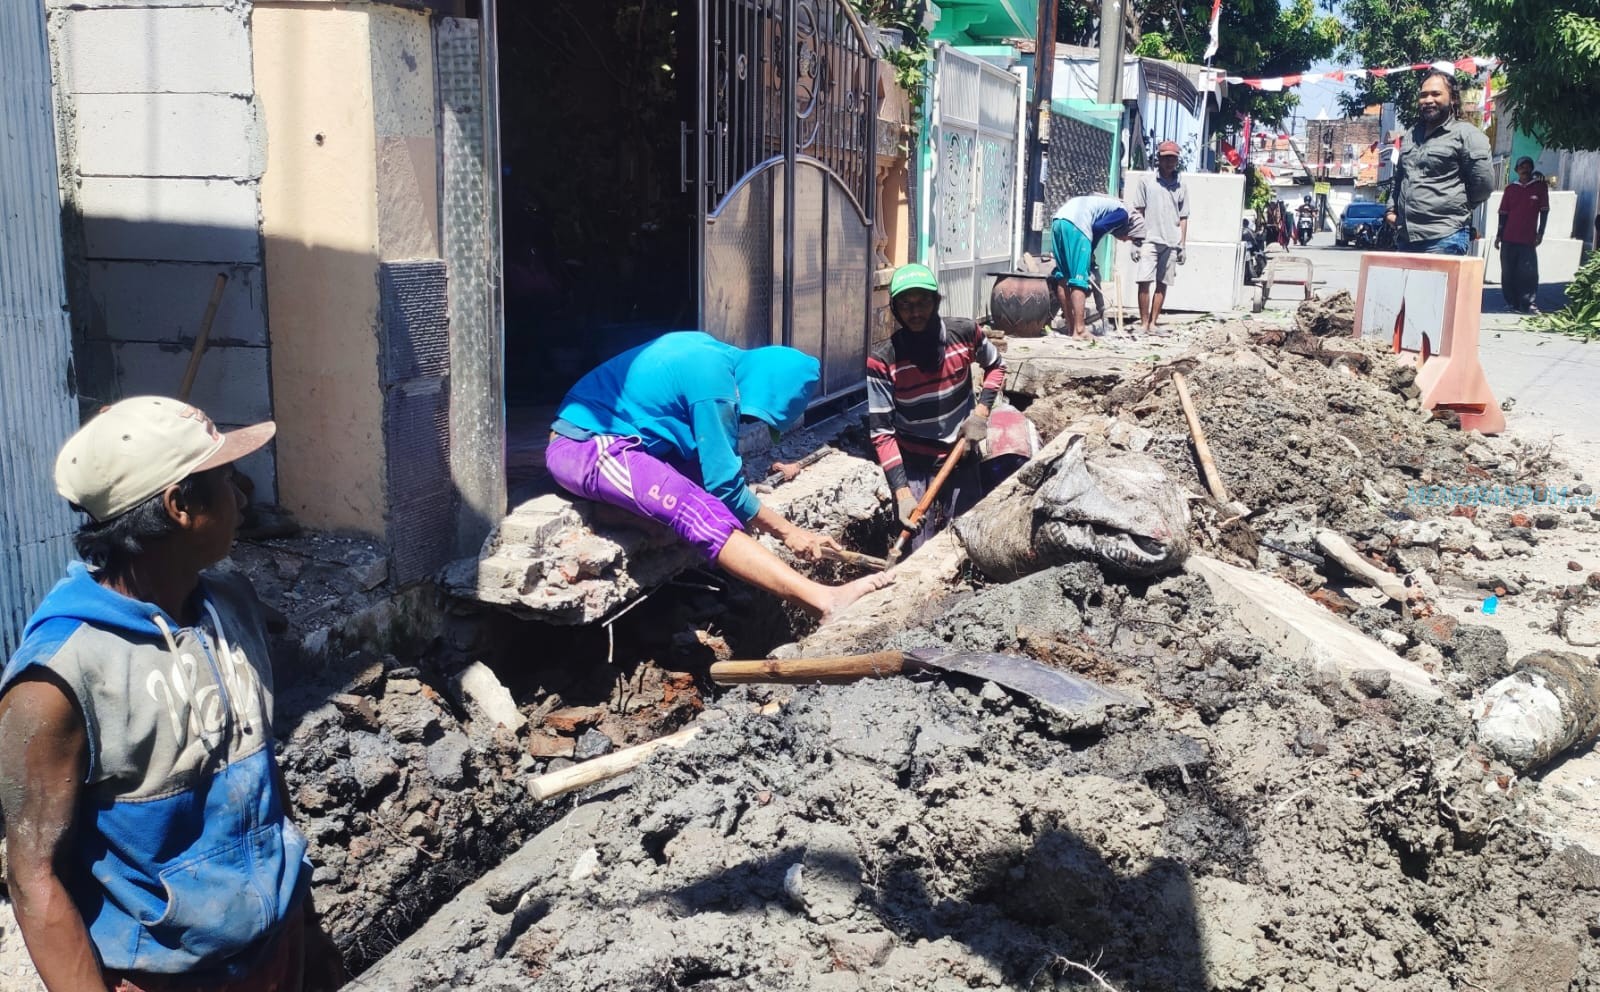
1022, 0, 1058, 255
1096, 0, 1123, 104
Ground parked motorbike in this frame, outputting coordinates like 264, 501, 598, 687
1352, 223, 1377, 250
1242, 221, 1268, 283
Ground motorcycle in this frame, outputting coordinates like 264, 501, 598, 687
1241, 221, 1268, 283
1352, 223, 1377, 250
1295, 213, 1314, 246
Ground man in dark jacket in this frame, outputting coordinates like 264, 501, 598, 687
1385, 70, 1495, 255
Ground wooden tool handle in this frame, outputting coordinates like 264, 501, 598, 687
178, 272, 229, 403
889, 439, 969, 559
527, 724, 702, 802
822, 546, 888, 571
709, 651, 910, 685
1171, 372, 1232, 505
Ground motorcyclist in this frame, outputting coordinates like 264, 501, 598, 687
1296, 195, 1316, 244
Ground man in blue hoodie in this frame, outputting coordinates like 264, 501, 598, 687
0, 397, 332, 991
547, 332, 892, 619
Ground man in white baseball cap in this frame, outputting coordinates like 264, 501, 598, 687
1, 397, 342, 990
53, 394, 276, 523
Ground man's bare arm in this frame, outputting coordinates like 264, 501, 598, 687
745, 503, 841, 561
0, 677, 102, 991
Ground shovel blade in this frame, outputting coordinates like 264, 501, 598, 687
909, 648, 1145, 716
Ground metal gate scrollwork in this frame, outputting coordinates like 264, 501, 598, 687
698, 0, 877, 401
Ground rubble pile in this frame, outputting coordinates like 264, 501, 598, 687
15, 296, 1594, 990
361, 562, 1598, 990
344, 298, 1600, 990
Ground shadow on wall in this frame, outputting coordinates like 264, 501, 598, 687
57, 208, 498, 597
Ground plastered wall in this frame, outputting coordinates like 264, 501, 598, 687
256, 2, 447, 544
255, 3, 387, 533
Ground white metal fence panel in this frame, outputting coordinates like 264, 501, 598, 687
0, 1, 81, 655
927, 45, 1022, 321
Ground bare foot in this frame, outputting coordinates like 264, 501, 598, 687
1072, 329, 1093, 340
818, 571, 896, 624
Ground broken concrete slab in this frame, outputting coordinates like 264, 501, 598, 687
779, 429, 1093, 659
353, 801, 609, 989
1185, 556, 1444, 702
449, 661, 526, 736
446, 451, 887, 624
1560, 601, 1600, 648
1004, 352, 1145, 400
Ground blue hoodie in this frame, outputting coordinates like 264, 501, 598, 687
0, 564, 309, 976
554, 331, 821, 522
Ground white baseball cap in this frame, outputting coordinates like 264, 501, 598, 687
54, 396, 276, 522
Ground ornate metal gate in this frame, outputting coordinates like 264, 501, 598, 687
926, 44, 1023, 321
695, 0, 877, 401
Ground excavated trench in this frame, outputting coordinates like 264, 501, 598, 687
341, 312, 1600, 990
268, 509, 902, 975
8, 305, 1600, 991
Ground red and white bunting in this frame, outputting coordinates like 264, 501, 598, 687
1223, 56, 1497, 90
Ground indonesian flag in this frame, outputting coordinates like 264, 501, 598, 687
1481, 73, 1494, 130
1203, 0, 1223, 62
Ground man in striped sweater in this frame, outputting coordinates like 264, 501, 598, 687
868, 263, 1006, 551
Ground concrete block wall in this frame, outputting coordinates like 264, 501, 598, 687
1477, 190, 1585, 285
1113, 239, 1245, 313
49, 1, 276, 500
1122, 170, 1246, 243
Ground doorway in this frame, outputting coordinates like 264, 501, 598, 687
496, 0, 699, 410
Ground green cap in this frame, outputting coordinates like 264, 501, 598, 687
889, 263, 939, 298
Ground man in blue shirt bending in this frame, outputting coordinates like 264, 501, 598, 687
547, 332, 893, 620
1049, 195, 1146, 338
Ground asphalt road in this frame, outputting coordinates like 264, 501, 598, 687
1257, 233, 1599, 479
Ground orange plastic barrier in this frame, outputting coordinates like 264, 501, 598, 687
1351, 252, 1504, 435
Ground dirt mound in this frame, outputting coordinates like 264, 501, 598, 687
327, 315, 1600, 989
356, 560, 1599, 990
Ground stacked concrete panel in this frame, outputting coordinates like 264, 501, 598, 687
1477, 189, 1584, 285
49, 1, 275, 499
1114, 170, 1247, 313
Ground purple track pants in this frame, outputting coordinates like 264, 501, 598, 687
544, 434, 743, 561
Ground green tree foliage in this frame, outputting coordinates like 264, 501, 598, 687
1472, 0, 1600, 150
1530, 250, 1600, 339
1335, 0, 1489, 125
851, 0, 932, 113
1056, 0, 1341, 127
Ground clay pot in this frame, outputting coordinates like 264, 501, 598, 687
988, 272, 1055, 338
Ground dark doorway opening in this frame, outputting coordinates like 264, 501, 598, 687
496, 1, 698, 407
495, 1, 700, 497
